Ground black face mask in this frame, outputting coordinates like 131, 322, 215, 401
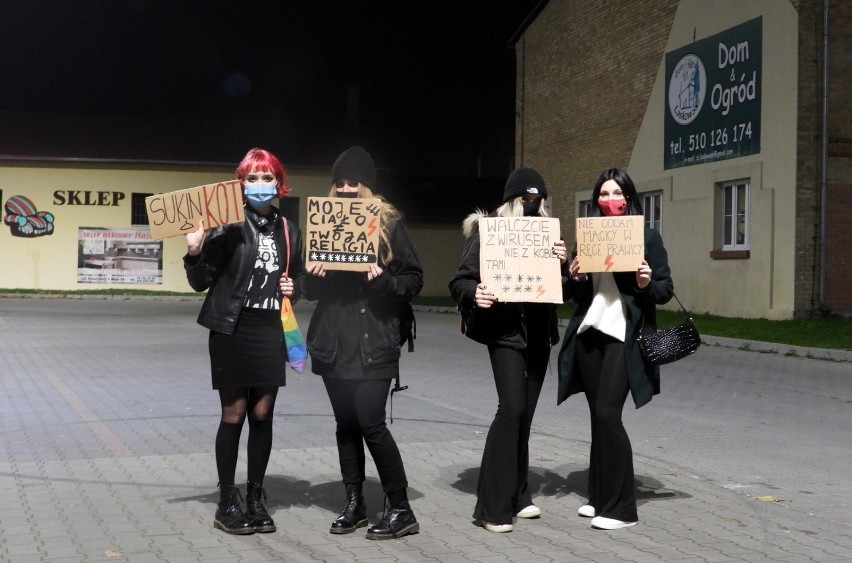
336, 191, 358, 198
522, 201, 540, 216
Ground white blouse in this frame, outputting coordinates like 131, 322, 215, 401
576, 272, 627, 342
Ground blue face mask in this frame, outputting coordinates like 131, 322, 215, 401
244, 183, 277, 205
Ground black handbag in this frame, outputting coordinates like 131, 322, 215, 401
637, 291, 701, 366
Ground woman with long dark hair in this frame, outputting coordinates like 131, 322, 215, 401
558, 167, 673, 530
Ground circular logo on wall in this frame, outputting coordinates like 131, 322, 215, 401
668, 53, 706, 125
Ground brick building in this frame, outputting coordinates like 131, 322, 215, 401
513, 0, 850, 318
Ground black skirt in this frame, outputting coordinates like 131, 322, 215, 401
209, 307, 287, 390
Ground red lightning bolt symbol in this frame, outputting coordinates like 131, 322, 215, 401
367, 217, 377, 236
536, 285, 546, 298
604, 255, 614, 272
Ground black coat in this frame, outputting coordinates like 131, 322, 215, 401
557, 227, 672, 409
184, 205, 305, 335
448, 213, 561, 350
301, 219, 423, 370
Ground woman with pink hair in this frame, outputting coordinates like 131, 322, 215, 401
184, 148, 305, 535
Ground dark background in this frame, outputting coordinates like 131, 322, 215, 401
0, 1, 541, 201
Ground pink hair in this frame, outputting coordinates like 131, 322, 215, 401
235, 148, 290, 198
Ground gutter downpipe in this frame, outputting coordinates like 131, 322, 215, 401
819, 0, 829, 313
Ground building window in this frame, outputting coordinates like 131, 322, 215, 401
578, 199, 593, 218
642, 192, 662, 233
131, 193, 151, 226
721, 180, 749, 250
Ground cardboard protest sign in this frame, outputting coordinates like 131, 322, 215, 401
145, 180, 244, 240
478, 216, 562, 304
575, 215, 644, 273
306, 197, 382, 272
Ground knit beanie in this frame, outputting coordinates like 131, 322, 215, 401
503, 167, 547, 203
331, 146, 376, 189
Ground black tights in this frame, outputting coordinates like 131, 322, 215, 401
215, 386, 279, 486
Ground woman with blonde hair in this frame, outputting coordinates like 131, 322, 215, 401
450, 167, 568, 533
300, 146, 423, 540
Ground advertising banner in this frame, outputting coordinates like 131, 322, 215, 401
77, 227, 163, 284
664, 17, 762, 169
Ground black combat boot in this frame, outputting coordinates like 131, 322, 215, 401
365, 489, 419, 540
330, 482, 368, 534
214, 484, 254, 535
246, 481, 276, 533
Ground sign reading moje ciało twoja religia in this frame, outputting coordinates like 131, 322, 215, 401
575, 215, 644, 273
478, 217, 562, 304
305, 197, 381, 272
144, 180, 245, 240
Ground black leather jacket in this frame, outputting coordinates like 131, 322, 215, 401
301, 220, 422, 368
184, 205, 305, 335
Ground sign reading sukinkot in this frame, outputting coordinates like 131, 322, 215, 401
576, 216, 644, 273
478, 217, 562, 304
664, 17, 762, 169
145, 180, 244, 239
306, 197, 381, 272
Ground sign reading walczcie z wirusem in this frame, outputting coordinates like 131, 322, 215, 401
664, 17, 762, 169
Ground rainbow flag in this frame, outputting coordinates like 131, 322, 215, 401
281, 297, 307, 373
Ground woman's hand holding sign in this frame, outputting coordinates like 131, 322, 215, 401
474, 282, 497, 309
635, 259, 652, 290
186, 219, 204, 256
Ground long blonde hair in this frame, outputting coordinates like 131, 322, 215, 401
326, 183, 401, 264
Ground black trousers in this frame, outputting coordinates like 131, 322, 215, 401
323, 378, 408, 493
472, 343, 548, 525
575, 328, 638, 522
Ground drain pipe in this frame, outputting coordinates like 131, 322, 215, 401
819, 0, 829, 313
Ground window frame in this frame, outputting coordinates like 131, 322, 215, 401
641, 191, 663, 234
720, 179, 750, 251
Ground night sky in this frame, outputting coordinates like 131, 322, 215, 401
0, 1, 541, 180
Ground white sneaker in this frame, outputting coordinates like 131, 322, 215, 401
483, 522, 513, 533
577, 504, 595, 518
516, 505, 541, 519
590, 516, 637, 530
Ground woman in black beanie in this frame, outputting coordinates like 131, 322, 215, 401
299, 146, 423, 540
449, 167, 569, 533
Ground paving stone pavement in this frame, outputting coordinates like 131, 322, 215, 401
1, 296, 850, 562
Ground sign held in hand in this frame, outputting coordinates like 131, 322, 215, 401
306, 197, 381, 272
145, 180, 244, 240
478, 216, 563, 304
575, 215, 645, 273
